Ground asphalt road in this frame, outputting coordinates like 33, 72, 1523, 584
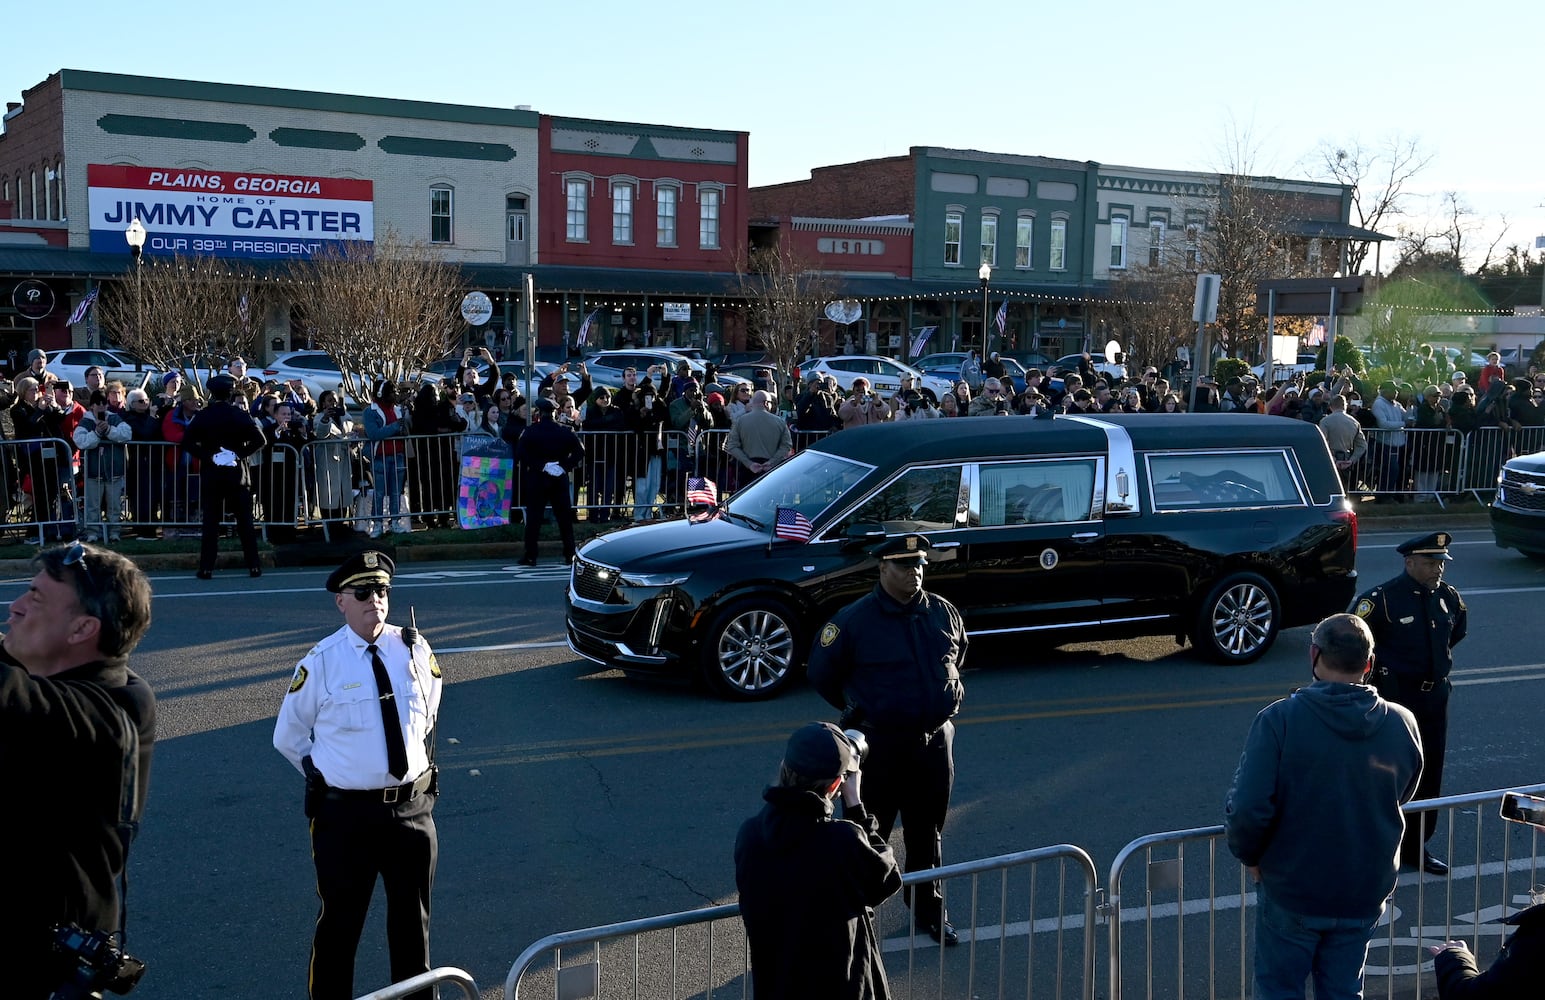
9, 525, 1542, 999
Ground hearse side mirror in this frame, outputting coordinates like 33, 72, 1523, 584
842, 523, 888, 551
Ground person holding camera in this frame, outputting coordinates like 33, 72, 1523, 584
807, 533, 966, 946
838, 377, 890, 430
734, 722, 902, 999
362, 380, 412, 537
1429, 901, 1545, 998
273, 551, 442, 1000
1, 542, 156, 1000
311, 391, 356, 536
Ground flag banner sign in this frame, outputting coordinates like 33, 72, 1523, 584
774, 506, 812, 542
88, 164, 375, 261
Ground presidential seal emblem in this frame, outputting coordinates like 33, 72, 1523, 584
1039, 547, 1059, 570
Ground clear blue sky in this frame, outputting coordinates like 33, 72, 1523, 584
11, 0, 1542, 271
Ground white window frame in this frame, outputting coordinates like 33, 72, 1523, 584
1186, 224, 1201, 269
656, 181, 680, 247
698, 183, 723, 250
29, 169, 38, 219
429, 185, 454, 244
564, 174, 591, 243
944, 210, 963, 265
55, 160, 64, 220
611, 179, 636, 245
1015, 214, 1035, 269
1049, 218, 1068, 271
1109, 215, 1128, 269
980, 211, 999, 268
1148, 221, 1167, 268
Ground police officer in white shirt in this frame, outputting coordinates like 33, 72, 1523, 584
273, 550, 443, 1000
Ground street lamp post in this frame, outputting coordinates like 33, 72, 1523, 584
125, 218, 146, 362
978, 261, 992, 356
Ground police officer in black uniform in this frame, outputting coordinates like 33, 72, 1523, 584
513, 396, 585, 566
1353, 531, 1468, 875
182, 374, 266, 580
807, 533, 967, 945
273, 551, 443, 1000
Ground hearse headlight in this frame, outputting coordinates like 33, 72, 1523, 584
618, 571, 692, 588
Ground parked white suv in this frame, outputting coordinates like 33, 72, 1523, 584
795, 355, 955, 402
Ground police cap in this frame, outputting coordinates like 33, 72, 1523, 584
1396, 531, 1453, 561
870, 533, 932, 564
325, 549, 396, 592
532, 396, 557, 415
207, 374, 235, 396
783, 722, 858, 780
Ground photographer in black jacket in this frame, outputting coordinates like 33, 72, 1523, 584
0, 542, 156, 999
735, 723, 901, 1000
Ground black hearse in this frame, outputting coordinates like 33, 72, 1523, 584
566, 414, 1358, 699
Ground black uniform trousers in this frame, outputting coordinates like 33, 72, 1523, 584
1378, 673, 1450, 857
308, 790, 437, 1000
854, 720, 954, 925
522, 473, 576, 561
199, 468, 259, 573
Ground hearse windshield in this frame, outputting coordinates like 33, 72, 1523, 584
720, 449, 872, 531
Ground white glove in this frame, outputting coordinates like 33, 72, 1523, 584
213, 448, 238, 468
543, 461, 565, 477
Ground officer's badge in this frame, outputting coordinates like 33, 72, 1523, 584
363, 551, 379, 569
288, 665, 308, 693
819, 623, 839, 647
429, 653, 442, 678
1354, 598, 1373, 619
1436, 533, 1449, 547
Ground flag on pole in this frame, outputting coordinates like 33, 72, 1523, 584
1306, 318, 1327, 346
685, 422, 700, 456
66, 288, 99, 327
994, 300, 1007, 337
773, 506, 812, 542
909, 325, 937, 358
686, 476, 718, 506
237, 294, 250, 330
575, 308, 602, 348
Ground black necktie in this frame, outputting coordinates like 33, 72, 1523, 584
367, 643, 410, 781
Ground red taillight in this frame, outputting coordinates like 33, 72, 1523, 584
1332, 508, 1358, 551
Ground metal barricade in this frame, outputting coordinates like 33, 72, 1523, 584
1105, 783, 1545, 1000
505, 844, 1099, 1000
0, 436, 80, 545
352, 966, 479, 999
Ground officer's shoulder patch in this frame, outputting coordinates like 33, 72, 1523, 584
428, 653, 442, 678
819, 623, 840, 647
1354, 598, 1374, 619
288, 665, 308, 694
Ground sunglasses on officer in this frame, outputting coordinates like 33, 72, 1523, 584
348, 584, 391, 601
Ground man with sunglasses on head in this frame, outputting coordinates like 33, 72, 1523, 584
0, 542, 156, 999
273, 550, 443, 1000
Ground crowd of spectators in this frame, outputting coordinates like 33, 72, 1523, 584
1, 342, 1539, 540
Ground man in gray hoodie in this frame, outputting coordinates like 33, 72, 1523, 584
1225, 613, 1423, 1000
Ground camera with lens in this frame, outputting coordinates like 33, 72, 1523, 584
50, 923, 145, 1000
841, 728, 869, 775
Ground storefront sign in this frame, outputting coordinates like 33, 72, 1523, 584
461, 291, 493, 327
817, 237, 885, 255
662, 302, 691, 322
87, 164, 375, 260
11, 279, 55, 320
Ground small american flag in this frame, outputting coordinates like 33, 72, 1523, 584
67, 287, 99, 327
686, 422, 700, 456
686, 476, 718, 506
774, 506, 812, 542
994, 300, 1007, 336
237, 294, 250, 330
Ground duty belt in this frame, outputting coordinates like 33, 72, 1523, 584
323, 768, 435, 804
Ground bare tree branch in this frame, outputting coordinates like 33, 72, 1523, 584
731, 243, 839, 394
1310, 135, 1432, 273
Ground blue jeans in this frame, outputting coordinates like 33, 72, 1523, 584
372, 453, 406, 528
1253, 886, 1383, 1000
632, 455, 661, 521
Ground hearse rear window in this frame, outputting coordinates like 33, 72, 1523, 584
1147, 451, 1303, 511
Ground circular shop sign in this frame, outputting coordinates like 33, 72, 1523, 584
460, 291, 494, 327
12, 280, 56, 320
